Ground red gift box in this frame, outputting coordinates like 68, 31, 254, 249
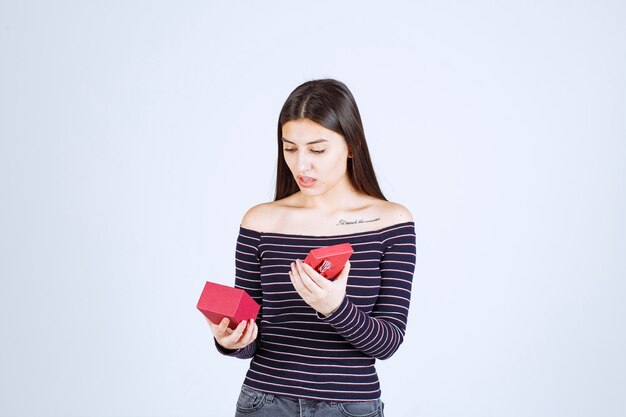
304, 243, 353, 279
196, 281, 260, 330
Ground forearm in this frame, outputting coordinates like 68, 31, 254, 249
321, 297, 406, 360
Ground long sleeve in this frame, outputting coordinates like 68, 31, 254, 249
215, 227, 262, 359
321, 223, 416, 359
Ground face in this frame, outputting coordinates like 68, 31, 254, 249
281, 118, 351, 197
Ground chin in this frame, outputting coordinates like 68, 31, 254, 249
298, 187, 324, 197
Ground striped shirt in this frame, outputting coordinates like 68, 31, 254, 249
217, 221, 416, 401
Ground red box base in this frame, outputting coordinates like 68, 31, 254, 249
196, 281, 260, 330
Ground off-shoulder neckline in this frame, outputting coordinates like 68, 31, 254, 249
239, 221, 414, 239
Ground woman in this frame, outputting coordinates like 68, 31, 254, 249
206, 79, 416, 417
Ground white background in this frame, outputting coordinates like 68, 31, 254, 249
1, 1, 625, 416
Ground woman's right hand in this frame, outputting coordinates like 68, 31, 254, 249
206, 317, 258, 350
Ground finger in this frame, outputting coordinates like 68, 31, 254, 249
251, 321, 258, 341
225, 319, 248, 345
335, 260, 351, 284
300, 260, 330, 288
238, 320, 252, 346
214, 319, 235, 343
207, 316, 226, 337
240, 320, 253, 345
289, 270, 305, 296
295, 259, 322, 293
242, 320, 257, 346
290, 262, 310, 296
218, 317, 230, 334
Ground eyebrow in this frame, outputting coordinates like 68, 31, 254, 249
281, 138, 329, 145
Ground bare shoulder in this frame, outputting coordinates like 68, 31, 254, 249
240, 202, 281, 232
241, 198, 300, 232
376, 200, 414, 226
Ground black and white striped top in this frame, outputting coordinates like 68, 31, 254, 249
218, 221, 416, 401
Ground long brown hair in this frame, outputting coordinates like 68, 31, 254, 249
275, 79, 386, 201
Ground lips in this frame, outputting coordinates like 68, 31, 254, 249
297, 176, 317, 188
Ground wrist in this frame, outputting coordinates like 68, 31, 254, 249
321, 306, 338, 317
320, 298, 343, 317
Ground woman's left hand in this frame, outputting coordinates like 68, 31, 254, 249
289, 258, 350, 317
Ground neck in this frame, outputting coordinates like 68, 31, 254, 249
297, 177, 360, 212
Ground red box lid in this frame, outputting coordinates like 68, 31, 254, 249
303, 242, 353, 279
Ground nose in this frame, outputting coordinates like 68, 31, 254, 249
297, 150, 311, 173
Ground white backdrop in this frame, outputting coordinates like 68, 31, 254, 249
1, 1, 625, 416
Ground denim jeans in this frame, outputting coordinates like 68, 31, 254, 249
234, 385, 385, 417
